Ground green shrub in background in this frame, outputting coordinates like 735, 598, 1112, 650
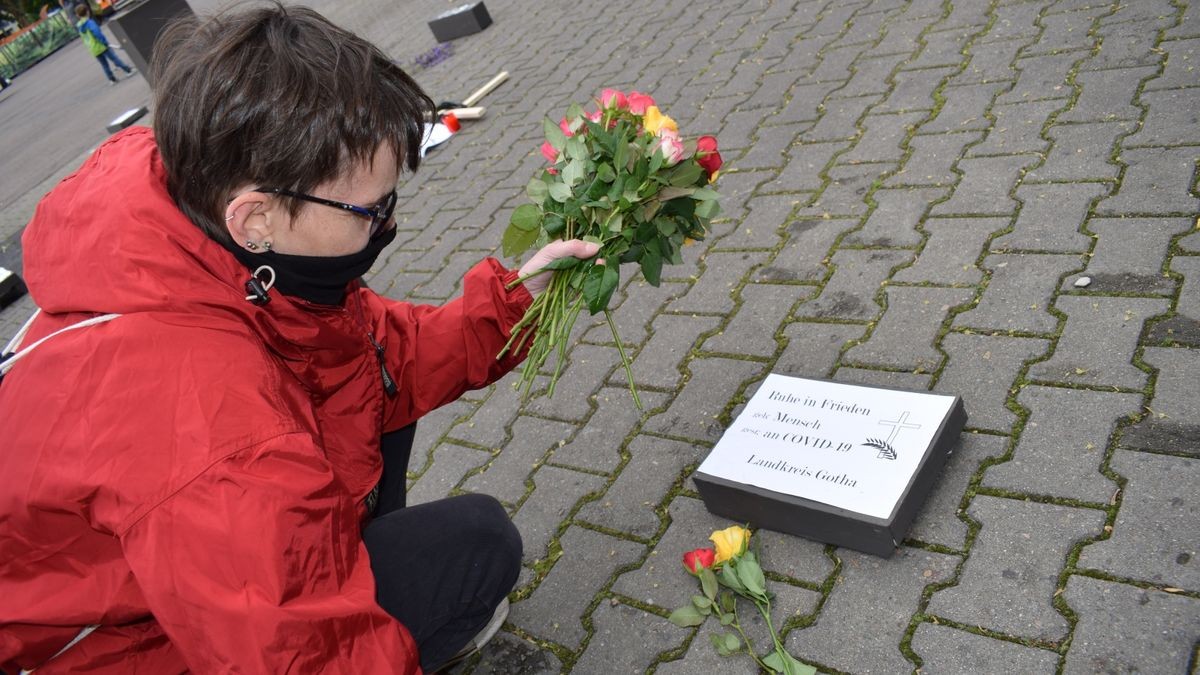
0, 12, 76, 81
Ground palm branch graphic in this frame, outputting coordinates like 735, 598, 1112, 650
863, 437, 897, 460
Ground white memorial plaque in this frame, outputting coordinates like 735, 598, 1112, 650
695, 374, 966, 556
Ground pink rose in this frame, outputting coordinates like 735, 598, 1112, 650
600, 88, 628, 110
541, 140, 558, 163
586, 110, 603, 123
559, 117, 575, 138
655, 128, 684, 166
627, 91, 656, 115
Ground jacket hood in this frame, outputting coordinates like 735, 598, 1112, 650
22, 127, 254, 317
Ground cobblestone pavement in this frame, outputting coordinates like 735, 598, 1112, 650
2, 0, 1199, 672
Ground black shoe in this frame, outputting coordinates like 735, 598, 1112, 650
431, 598, 509, 673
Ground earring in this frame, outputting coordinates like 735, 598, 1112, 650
262, 241, 272, 251
245, 240, 258, 250
225, 215, 236, 222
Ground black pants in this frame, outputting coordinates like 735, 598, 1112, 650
362, 425, 522, 672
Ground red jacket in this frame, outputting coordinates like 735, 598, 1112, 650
0, 128, 531, 673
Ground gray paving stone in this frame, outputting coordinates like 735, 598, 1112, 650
788, 547, 959, 673
911, 623, 1059, 675
878, 66, 959, 113
1147, 253, 1200, 345
1025, 5, 1109, 55
463, 416, 578, 504
833, 367, 933, 390
1062, 576, 1200, 675
620, 313, 723, 391
643, 357, 766, 442
984, 385, 1141, 502
1144, 37, 1200, 90
921, 83, 1008, 133
717, 169, 778, 224
997, 52, 1084, 105
1028, 295, 1170, 389
810, 1, 875, 38
993, 183, 1107, 253
755, 524, 838, 586
1098, 147, 1200, 216
574, 601, 690, 673
872, 17, 934, 56
951, 40, 1025, 86
766, 141, 846, 193
549, 387, 669, 474
795, 249, 914, 320
936, 333, 1050, 433
797, 162, 893, 218
1077, 449, 1200, 589
967, 99, 1062, 157
523, 344, 620, 422
669, 251, 769, 316
449, 379, 525, 447
715, 196, 796, 252
904, 28, 974, 70
887, 131, 984, 187
512, 464, 607, 564
471, 632, 564, 675
802, 95, 883, 143
841, 112, 928, 164
1099, 0, 1174, 25
840, 5, 903, 47
809, 43, 863, 84
940, 0, 993, 31
718, 108, 775, 153
908, 433, 1009, 549
954, 253, 1081, 333
1125, 88, 1200, 147
406, 443, 493, 506
1163, 2, 1199, 39
777, 322, 868, 379
844, 286, 975, 369
1024, 120, 1134, 182
582, 277, 684, 348
927, 495, 1106, 641
832, 53, 912, 100
409, 399, 476, 472
511, 525, 644, 648
1122, 347, 1200, 456
734, 123, 808, 172
704, 283, 814, 358
775, 81, 845, 125
978, 1, 1045, 43
576, 434, 708, 539
1063, 217, 1190, 294
932, 155, 1040, 215
1084, 18, 1170, 70
757, 218, 854, 283
894, 217, 1004, 284
1057, 66, 1159, 122
846, 187, 950, 247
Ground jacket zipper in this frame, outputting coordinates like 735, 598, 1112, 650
348, 292, 398, 399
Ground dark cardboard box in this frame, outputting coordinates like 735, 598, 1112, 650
428, 2, 492, 42
694, 375, 967, 558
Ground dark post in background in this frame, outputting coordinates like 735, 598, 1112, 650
105, 0, 194, 86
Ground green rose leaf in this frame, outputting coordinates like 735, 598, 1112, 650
657, 186, 695, 202
719, 563, 746, 594
639, 247, 662, 286
595, 162, 617, 183
565, 102, 585, 124
667, 604, 706, 628
502, 221, 538, 258
583, 261, 619, 314
693, 187, 721, 201
526, 178, 549, 203
565, 136, 588, 162
539, 256, 582, 272
669, 162, 704, 187
562, 159, 586, 187
763, 650, 817, 675
723, 633, 740, 653
510, 204, 542, 232
691, 595, 712, 611
719, 612, 735, 626
695, 198, 721, 220
544, 118, 567, 151
543, 213, 566, 237
648, 147, 664, 175
736, 557, 768, 600
700, 567, 718, 601
549, 182, 573, 203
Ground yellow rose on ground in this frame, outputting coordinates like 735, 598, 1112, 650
709, 525, 750, 564
642, 105, 678, 136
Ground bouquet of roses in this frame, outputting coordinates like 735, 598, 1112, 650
671, 526, 816, 675
497, 89, 723, 407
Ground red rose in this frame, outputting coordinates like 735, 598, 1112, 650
695, 135, 722, 180
541, 140, 558, 163
682, 547, 716, 575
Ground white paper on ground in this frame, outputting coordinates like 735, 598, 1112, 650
418, 122, 453, 157
697, 373, 956, 519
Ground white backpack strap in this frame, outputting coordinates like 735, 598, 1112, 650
3, 307, 40, 355
0, 312, 121, 376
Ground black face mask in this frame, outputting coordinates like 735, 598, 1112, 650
226, 226, 397, 305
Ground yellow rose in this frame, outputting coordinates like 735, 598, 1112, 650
642, 105, 678, 136
709, 525, 750, 564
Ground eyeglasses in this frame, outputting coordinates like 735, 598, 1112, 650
258, 187, 397, 238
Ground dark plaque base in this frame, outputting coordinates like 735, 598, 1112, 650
695, 383, 967, 558
428, 2, 492, 42
0, 267, 27, 309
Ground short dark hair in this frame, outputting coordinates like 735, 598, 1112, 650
151, 3, 434, 244
74, 4, 88, 18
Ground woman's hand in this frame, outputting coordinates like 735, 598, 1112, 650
518, 239, 601, 296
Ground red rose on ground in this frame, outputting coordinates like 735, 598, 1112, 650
682, 547, 716, 575
695, 135, 722, 180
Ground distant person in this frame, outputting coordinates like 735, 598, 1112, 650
74, 4, 133, 84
